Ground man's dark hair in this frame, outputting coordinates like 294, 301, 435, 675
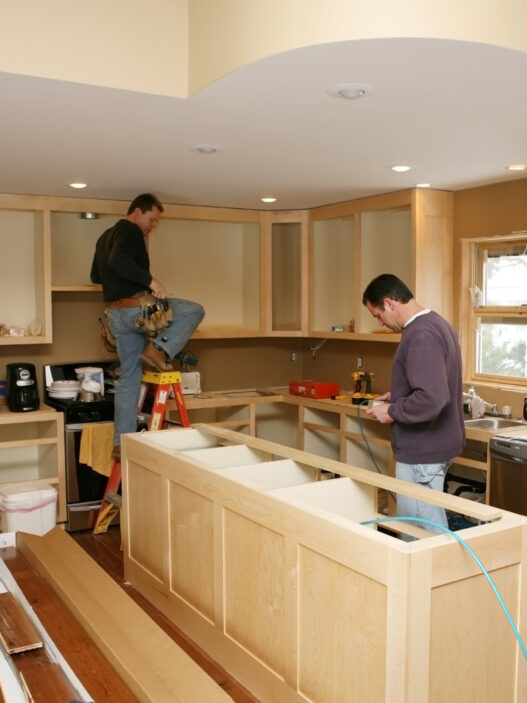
127, 193, 164, 215
362, 274, 414, 308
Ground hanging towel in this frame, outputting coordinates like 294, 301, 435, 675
79, 422, 114, 477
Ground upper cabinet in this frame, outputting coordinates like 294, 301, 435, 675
51, 211, 125, 290
0, 190, 452, 344
148, 206, 262, 338
261, 211, 308, 336
309, 189, 453, 341
0, 198, 51, 345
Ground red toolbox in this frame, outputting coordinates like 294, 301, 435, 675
289, 380, 340, 399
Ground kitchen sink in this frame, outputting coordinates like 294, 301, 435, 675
464, 417, 526, 431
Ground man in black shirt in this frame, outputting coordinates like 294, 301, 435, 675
91, 193, 204, 457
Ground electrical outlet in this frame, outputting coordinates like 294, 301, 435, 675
290, 352, 297, 362
357, 356, 364, 369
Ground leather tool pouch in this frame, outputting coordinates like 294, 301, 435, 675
133, 294, 173, 336
98, 312, 117, 353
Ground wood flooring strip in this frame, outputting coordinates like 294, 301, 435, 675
0, 592, 42, 654
17, 657, 77, 703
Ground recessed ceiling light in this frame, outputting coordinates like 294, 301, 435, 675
416, 183, 431, 188
507, 164, 527, 171
191, 144, 222, 155
391, 165, 412, 173
328, 83, 373, 99
261, 197, 277, 203
69, 182, 87, 189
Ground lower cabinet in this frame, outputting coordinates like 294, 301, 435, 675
122, 425, 526, 703
0, 406, 65, 525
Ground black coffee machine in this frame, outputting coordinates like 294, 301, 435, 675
6, 363, 40, 412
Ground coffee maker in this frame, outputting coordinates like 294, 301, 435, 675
6, 363, 40, 412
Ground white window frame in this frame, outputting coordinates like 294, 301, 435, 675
460, 233, 527, 388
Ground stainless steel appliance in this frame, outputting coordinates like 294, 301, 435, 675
44, 361, 117, 531
489, 434, 527, 515
6, 363, 39, 412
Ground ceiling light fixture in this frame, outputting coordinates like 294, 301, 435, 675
80, 212, 99, 220
507, 164, 527, 171
261, 197, 277, 203
416, 183, 431, 188
191, 144, 222, 155
391, 165, 412, 173
328, 82, 373, 100
69, 182, 87, 189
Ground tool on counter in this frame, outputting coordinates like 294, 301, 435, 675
350, 371, 379, 405
289, 380, 340, 399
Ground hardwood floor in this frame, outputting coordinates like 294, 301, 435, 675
72, 526, 260, 703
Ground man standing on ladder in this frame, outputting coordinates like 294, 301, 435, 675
90, 193, 205, 460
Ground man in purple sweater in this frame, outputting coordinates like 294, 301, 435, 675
362, 274, 465, 531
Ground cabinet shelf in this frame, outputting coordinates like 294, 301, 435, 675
52, 285, 102, 293
0, 437, 58, 450
0, 406, 65, 524
308, 330, 402, 343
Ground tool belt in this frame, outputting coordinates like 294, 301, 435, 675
106, 296, 142, 308
133, 294, 173, 336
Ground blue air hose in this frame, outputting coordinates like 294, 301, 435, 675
361, 515, 527, 661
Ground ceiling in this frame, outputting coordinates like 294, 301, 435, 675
2, 36, 527, 211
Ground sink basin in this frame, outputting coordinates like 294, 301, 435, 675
464, 417, 525, 431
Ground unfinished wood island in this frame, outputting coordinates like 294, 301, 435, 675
121, 424, 527, 703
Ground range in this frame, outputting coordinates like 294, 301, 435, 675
44, 361, 118, 531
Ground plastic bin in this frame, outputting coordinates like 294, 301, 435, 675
0, 484, 57, 535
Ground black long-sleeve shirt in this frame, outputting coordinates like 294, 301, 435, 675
90, 219, 152, 302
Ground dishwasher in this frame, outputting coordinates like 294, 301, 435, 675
489, 435, 527, 515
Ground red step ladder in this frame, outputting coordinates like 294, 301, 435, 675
93, 370, 190, 534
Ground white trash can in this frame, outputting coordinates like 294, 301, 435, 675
0, 484, 57, 536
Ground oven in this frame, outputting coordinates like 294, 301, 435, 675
44, 361, 117, 531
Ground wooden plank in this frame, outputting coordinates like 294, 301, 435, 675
0, 593, 42, 654
16, 528, 233, 703
17, 657, 77, 703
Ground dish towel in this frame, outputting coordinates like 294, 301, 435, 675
79, 422, 114, 477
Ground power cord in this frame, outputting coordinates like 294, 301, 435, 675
361, 515, 527, 661
356, 400, 396, 502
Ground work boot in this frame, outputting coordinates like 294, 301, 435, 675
140, 341, 174, 372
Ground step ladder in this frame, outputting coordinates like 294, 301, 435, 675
93, 370, 190, 534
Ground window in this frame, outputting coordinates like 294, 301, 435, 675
461, 235, 527, 386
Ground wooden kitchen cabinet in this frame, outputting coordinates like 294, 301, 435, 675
309, 187, 453, 340
0, 188, 452, 343
0, 199, 51, 344
261, 211, 308, 336
122, 424, 524, 703
50, 211, 125, 290
148, 208, 262, 337
0, 405, 66, 524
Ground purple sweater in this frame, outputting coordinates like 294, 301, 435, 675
387, 311, 465, 463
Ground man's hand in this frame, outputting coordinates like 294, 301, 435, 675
366, 401, 394, 424
149, 277, 168, 299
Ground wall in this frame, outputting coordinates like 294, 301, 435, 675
453, 178, 527, 416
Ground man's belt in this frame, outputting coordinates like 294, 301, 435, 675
106, 297, 142, 308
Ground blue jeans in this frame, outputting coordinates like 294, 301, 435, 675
108, 298, 204, 446
395, 460, 451, 533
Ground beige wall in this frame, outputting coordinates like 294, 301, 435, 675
3, 1, 527, 96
